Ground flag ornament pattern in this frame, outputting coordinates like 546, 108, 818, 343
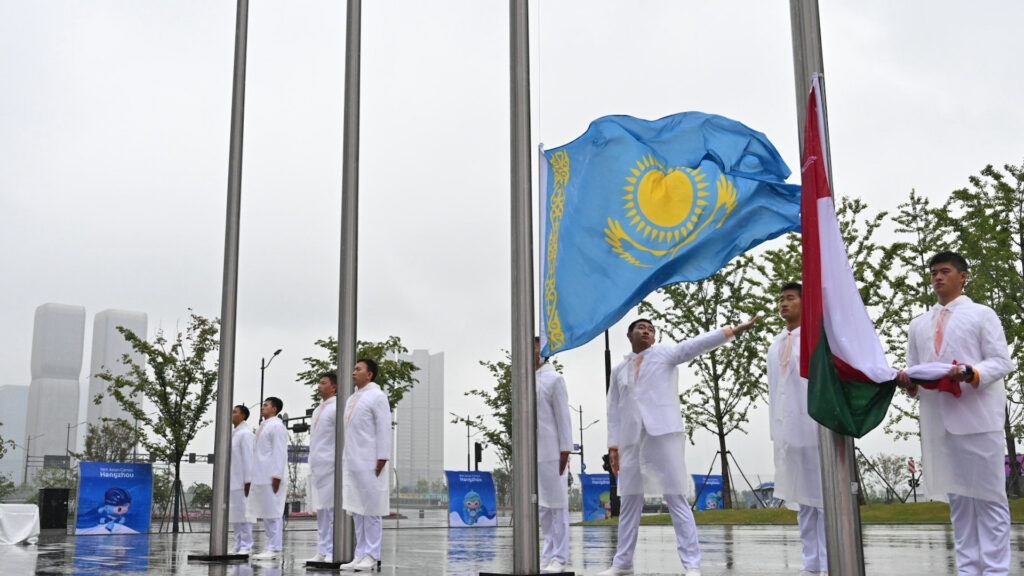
799, 75, 958, 437
540, 112, 802, 356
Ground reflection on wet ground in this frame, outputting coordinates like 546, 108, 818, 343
3, 518, 1023, 575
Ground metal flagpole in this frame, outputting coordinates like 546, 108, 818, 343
204, 0, 250, 559
333, 0, 361, 564
509, 0, 540, 574
789, 2, 865, 575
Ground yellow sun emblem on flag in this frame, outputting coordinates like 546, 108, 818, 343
605, 154, 738, 268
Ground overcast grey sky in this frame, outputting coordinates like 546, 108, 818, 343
2, 1, 1023, 489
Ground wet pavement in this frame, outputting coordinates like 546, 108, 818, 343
3, 518, 1024, 575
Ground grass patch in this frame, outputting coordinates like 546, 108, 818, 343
578, 499, 1024, 526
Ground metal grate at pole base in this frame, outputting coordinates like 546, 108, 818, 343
481, 572, 574, 576
186, 553, 250, 563
305, 559, 382, 572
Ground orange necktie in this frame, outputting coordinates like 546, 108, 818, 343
780, 332, 794, 371
934, 308, 948, 356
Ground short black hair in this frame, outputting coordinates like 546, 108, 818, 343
780, 282, 802, 296
356, 358, 379, 381
265, 396, 283, 415
929, 251, 969, 273
319, 372, 338, 387
234, 404, 250, 420
627, 318, 655, 333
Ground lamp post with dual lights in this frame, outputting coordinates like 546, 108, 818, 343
258, 349, 282, 423
569, 405, 598, 474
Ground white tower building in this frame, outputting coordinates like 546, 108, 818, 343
86, 310, 148, 428
394, 350, 444, 492
25, 303, 85, 483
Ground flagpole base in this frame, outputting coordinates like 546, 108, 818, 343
186, 553, 249, 563
480, 572, 574, 576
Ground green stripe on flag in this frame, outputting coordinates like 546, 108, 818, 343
808, 327, 896, 438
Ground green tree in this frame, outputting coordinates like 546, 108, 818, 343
855, 452, 910, 504
94, 311, 219, 533
189, 482, 213, 511
639, 257, 765, 509
296, 336, 419, 409
152, 466, 174, 515
943, 162, 1024, 495
75, 421, 140, 463
0, 422, 14, 462
0, 473, 15, 501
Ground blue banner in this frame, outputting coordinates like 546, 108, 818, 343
691, 474, 723, 511
445, 470, 497, 527
76, 462, 153, 535
579, 473, 611, 521
540, 112, 800, 355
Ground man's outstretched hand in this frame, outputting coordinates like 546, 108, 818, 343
733, 313, 762, 336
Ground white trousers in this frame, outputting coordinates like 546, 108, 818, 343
613, 493, 700, 570
232, 522, 253, 552
949, 494, 1011, 576
353, 513, 382, 561
317, 508, 334, 557
262, 517, 283, 552
539, 506, 569, 565
797, 505, 827, 572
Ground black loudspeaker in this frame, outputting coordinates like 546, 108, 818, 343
39, 488, 70, 529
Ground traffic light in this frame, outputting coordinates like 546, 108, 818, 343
602, 453, 611, 472
188, 453, 196, 464
474, 442, 483, 471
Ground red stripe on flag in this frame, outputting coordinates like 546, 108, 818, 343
832, 353, 872, 382
800, 85, 831, 379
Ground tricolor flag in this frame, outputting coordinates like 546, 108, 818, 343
799, 75, 955, 437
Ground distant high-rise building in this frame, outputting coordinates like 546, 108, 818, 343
0, 385, 29, 483
25, 303, 85, 483
394, 350, 444, 492
86, 310, 148, 429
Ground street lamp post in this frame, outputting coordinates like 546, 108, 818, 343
22, 433, 45, 485
449, 412, 477, 471
258, 349, 282, 423
65, 421, 89, 481
569, 405, 598, 474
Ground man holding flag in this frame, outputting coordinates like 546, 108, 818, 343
598, 316, 758, 576
897, 252, 1013, 575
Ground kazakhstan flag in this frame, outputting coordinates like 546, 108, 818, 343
540, 112, 800, 356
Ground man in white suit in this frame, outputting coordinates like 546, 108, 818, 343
249, 397, 288, 561
230, 404, 255, 555
306, 372, 338, 564
897, 252, 1013, 576
340, 358, 392, 572
767, 283, 826, 575
534, 337, 573, 574
598, 316, 758, 576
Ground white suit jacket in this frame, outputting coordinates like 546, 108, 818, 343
308, 396, 337, 483
342, 383, 393, 470
607, 329, 730, 447
767, 327, 818, 447
251, 416, 287, 485
230, 422, 254, 491
908, 295, 1012, 434
536, 363, 573, 462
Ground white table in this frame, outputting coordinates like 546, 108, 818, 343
0, 504, 40, 545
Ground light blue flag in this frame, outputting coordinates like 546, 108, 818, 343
540, 112, 800, 356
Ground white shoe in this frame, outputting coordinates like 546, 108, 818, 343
596, 566, 633, 576
306, 553, 327, 563
542, 560, 567, 573
237, 548, 252, 556
684, 568, 702, 576
340, 555, 367, 570
251, 550, 280, 561
350, 555, 378, 571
